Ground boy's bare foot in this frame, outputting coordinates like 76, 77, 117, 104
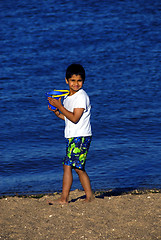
47, 198, 68, 205
83, 194, 95, 203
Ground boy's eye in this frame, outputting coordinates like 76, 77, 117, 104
71, 79, 82, 82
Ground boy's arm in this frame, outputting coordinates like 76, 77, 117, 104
48, 97, 84, 123
48, 105, 65, 120
59, 105, 84, 123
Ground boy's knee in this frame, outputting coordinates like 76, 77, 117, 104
74, 168, 85, 175
63, 165, 72, 172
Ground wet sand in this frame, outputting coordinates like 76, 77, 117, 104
0, 189, 161, 240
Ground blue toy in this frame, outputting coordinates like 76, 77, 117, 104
46, 89, 69, 110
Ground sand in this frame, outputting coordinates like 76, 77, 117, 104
0, 189, 161, 240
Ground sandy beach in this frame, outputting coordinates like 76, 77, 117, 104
0, 189, 161, 240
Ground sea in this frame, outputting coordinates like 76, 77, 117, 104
1, 0, 161, 196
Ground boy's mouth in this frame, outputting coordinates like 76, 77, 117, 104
73, 86, 80, 90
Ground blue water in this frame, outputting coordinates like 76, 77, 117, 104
1, 0, 161, 196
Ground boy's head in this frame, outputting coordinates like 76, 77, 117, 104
66, 64, 85, 83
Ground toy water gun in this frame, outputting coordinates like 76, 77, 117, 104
46, 89, 69, 110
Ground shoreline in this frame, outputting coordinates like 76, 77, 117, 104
1, 187, 161, 199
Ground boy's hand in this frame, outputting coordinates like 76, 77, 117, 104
48, 104, 65, 120
48, 105, 57, 112
48, 97, 62, 109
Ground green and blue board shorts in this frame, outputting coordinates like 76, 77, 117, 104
63, 136, 92, 170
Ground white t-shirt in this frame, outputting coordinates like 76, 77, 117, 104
63, 89, 92, 138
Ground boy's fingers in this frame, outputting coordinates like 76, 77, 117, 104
48, 105, 52, 110
48, 105, 57, 112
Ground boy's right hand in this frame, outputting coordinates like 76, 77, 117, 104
48, 105, 60, 116
48, 105, 64, 120
48, 105, 57, 112
53, 109, 61, 117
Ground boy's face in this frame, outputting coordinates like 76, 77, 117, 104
65, 74, 83, 95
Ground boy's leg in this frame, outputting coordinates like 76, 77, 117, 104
75, 168, 94, 202
48, 164, 72, 205
60, 164, 73, 203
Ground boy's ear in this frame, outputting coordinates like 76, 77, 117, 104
65, 78, 69, 84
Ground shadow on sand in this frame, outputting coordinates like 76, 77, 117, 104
69, 187, 161, 203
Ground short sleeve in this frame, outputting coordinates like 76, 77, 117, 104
73, 92, 87, 110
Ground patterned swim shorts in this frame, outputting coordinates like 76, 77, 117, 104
63, 136, 92, 170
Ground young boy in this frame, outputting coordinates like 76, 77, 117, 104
48, 63, 93, 204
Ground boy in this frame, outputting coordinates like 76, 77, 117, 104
48, 63, 93, 204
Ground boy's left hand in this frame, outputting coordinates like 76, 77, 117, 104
48, 97, 62, 109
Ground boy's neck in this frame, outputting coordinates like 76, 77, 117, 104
69, 88, 82, 96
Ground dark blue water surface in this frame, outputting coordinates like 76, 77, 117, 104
1, 0, 161, 195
